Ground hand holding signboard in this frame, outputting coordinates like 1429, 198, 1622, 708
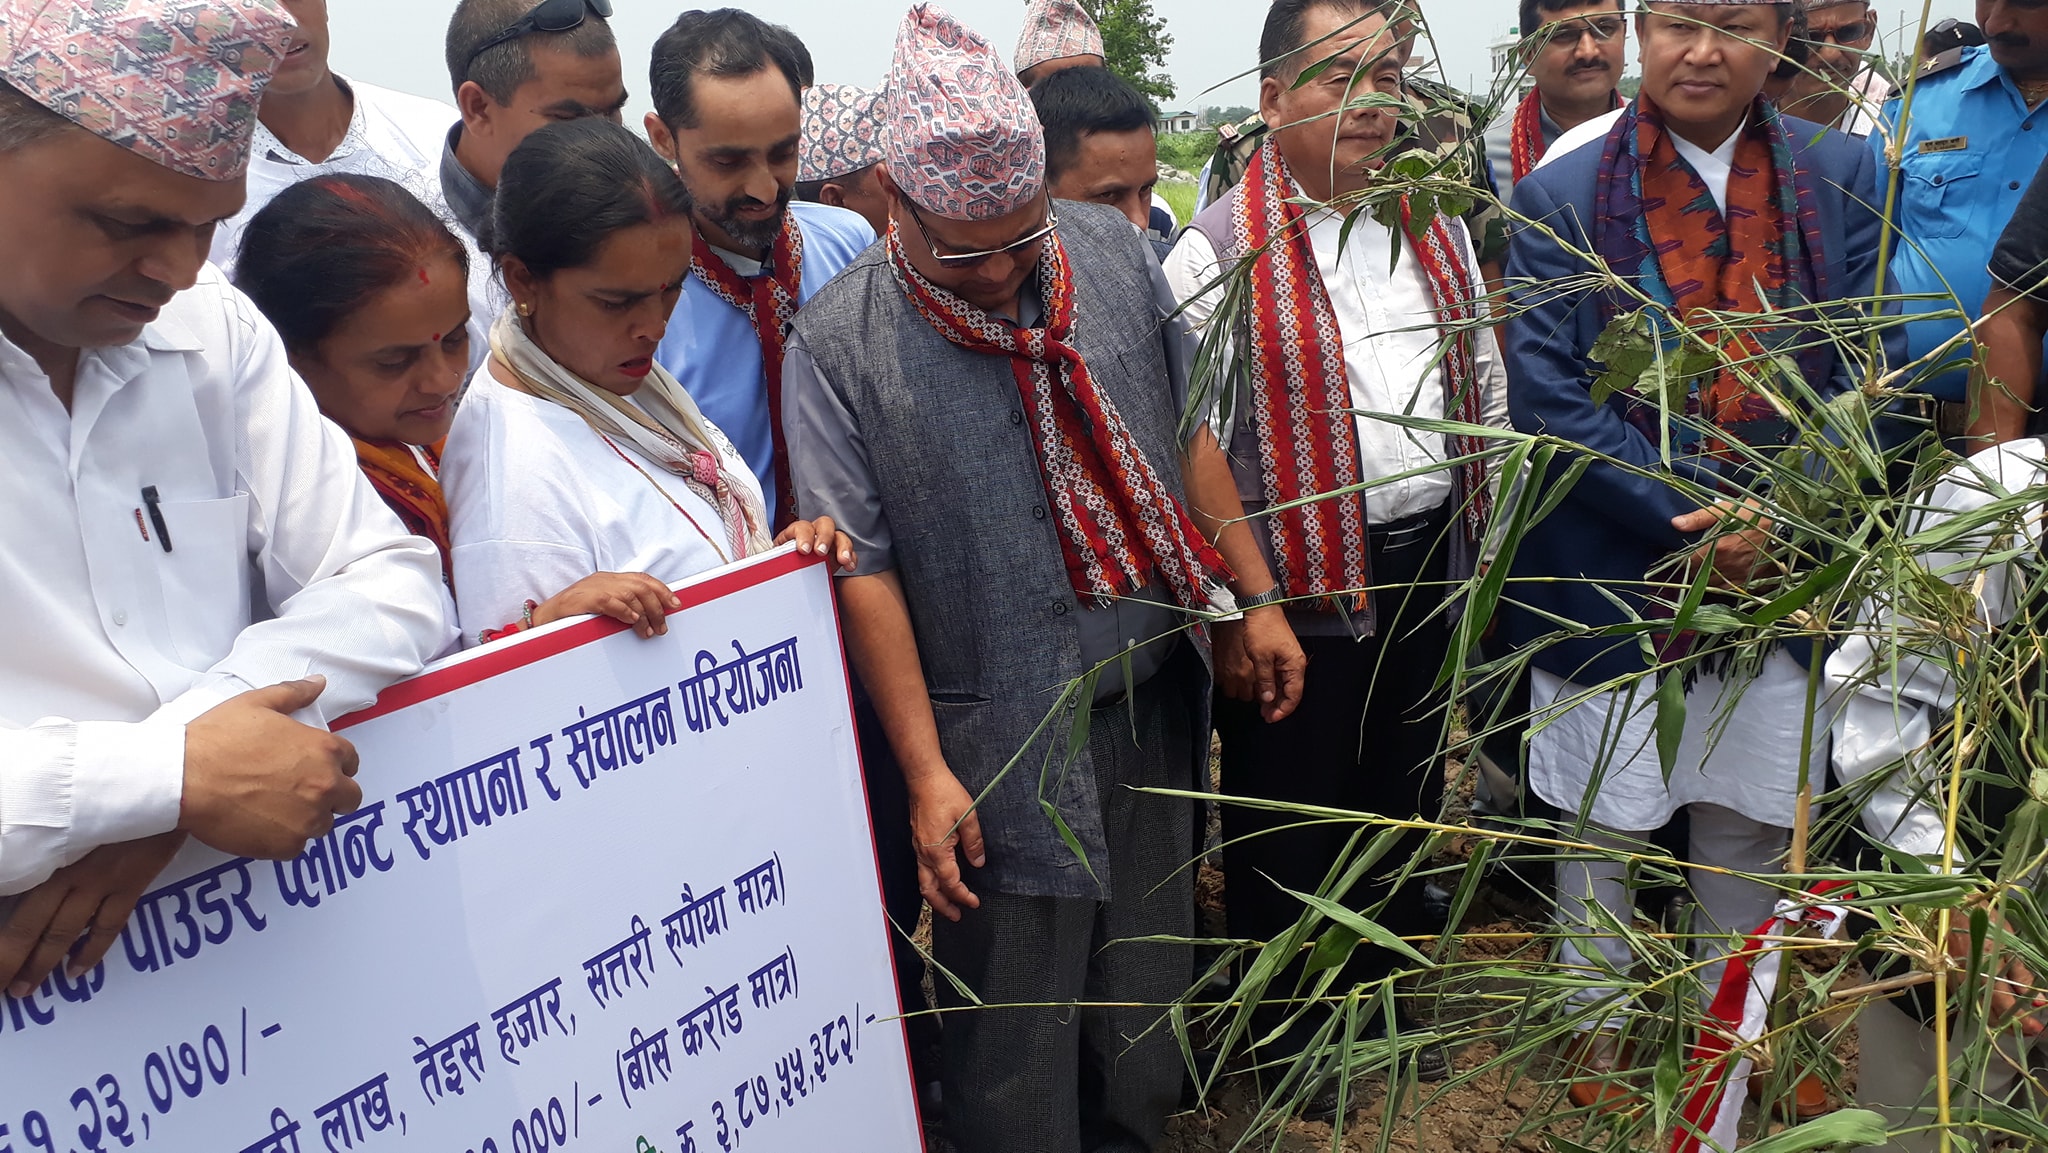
182, 676, 365, 859
0, 830, 187, 998
1, 675, 366, 999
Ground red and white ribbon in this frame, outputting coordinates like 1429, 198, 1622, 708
1670, 880, 1855, 1153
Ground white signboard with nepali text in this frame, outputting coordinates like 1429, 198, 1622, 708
0, 548, 921, 1153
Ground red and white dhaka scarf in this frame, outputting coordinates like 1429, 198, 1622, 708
1233, 138, 1491, 603
887, 225, 1231, 610
690, 214, 805, 529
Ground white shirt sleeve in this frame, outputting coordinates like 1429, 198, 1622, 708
1162, 226, 1224, 332
151, 292, 455, 728
1828, 442, 2047, 860
0, 287, 451, 895
0, 721, 185, 894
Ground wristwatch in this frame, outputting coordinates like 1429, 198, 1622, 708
1235, 586, 1287, 611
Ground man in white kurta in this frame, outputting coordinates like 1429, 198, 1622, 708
1828, 440, 2048, 1151
0, 0, 452, 994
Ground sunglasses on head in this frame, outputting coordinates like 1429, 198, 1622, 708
906, 201, 1060, 271
464, 0, 614, 77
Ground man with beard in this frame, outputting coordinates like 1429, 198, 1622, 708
644, 8, 875, 521
0, 0, 453, 994
1484, 0, 1626, 202
641, 4, 911, 1091
439, 0, 627, 342
1504, 0, 1897, 1116
1763, 0, 1883, 134
1873, 0, 2048, 440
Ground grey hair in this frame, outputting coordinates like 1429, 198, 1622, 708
0, 79, 74, 155
444, 0, 618, 103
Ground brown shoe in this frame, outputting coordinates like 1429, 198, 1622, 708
1748, 1068, 1831, 1120
1559, 1031, 1635, 1114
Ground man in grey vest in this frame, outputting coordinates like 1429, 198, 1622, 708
781, 5, 1304, 1149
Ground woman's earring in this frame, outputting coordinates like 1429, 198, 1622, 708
516, 302, 533, 318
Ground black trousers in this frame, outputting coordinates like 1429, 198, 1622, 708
931, 655, 1196, 1153
1215, 514, 1452, 1055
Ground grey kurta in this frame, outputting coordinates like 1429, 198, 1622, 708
781, 249, 1203, 703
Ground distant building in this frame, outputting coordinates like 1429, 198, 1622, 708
1156, 109, 1199, 134
1490, 29, 1534, 99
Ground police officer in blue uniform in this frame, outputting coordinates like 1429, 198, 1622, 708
1874, 0, 2048, 433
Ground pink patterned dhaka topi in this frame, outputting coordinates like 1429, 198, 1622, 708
0, 0, 296, 181
798, 82, 889, 183
886, 2, 1045, 222
1013, 0, 1103, 75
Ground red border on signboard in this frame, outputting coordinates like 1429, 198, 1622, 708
330, 545, 927, 1136
335, 546, 817, 730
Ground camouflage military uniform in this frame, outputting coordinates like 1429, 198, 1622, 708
1197, 76, 1509, 266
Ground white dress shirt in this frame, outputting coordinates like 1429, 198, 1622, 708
1538, 109, 1745, 213
0, 267, 455, 894
1828, 440, 2048, 860
441, 368, 765, 645
210, 76, 458, 267
1163, 193, 1510, 523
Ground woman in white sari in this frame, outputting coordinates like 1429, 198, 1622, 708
443, 119, 849, 645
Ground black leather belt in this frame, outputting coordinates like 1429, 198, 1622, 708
1368, 505, 1447, 553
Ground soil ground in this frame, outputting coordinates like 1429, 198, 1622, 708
914, 740, 1867, 1152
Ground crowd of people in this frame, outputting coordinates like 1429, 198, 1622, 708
3, 0, 2048, 1147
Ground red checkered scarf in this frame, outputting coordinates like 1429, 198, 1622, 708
1510, 88, 1622, 185
689, 215, 805, 529
1509, 88, 1548, 186
1233, 138, 1491, 603
885, 224, 1231, 610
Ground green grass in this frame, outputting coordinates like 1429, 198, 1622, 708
1157, 180, 1197, 227
1154, 130, 1218, 175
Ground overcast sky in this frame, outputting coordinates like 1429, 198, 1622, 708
333, 0, 1976, 123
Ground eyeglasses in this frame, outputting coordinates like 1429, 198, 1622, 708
1800, 20, 1873, 46
1535, 14, 1625, 49
463, 0, 613, 77
905, 201, 1060, 270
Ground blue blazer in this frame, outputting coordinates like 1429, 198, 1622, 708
1498, 116, 1904, 685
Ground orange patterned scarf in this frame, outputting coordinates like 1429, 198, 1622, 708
353, 438, 452, 587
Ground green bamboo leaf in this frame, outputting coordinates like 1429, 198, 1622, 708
1304, 922, 1362, 976
1666, 546, 1717, 639
1962, 905, 1989, 1028
1276, 883, 1431, 966
1039, 799, 1098, 885
1752, 555, 1855, 626
1737, 1109, 1889, 1152
1656, 669, 1686, 782
1652, 986, 1684, 1132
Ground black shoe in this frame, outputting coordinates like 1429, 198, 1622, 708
1366, 1008, 1452, 1083
1298, 1074, 1353, 1123
1420, 878, 1456, 922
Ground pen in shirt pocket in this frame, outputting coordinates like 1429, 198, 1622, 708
139, 485, 173, 553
